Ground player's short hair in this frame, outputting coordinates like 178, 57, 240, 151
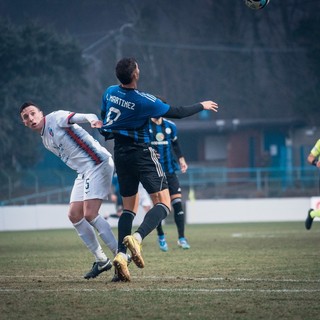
115, 57, 137, 85
19, 101, 40, 114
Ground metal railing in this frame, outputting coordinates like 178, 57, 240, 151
1, 166, 319, 205
178, 166, 319, 198
0, 186, 72, 206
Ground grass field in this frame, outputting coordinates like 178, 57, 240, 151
1, 222, 320, 320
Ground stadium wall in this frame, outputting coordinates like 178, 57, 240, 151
186, 197, 315, 224
0, 203, 146, 231
0, 197, 316, 231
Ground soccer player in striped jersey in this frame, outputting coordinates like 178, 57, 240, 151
98, 57, 219, 281
20, 102, 117, 280
149, 116, 190, 251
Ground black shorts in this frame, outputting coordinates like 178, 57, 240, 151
166, 172, 182, 196
114, 143, 168, 197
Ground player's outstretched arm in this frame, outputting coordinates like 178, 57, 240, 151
67, 112, 103, 128
163, 101, 219, 119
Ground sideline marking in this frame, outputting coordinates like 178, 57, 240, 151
1, 287, 320, 294
1, 275, 319, 283
232, 233, 273, 238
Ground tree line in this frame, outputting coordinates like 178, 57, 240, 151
0, 0, 319, 173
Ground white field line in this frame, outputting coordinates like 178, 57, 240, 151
1, 275, 320, 294
0, 275, 319, 283
1, 288, 320, 294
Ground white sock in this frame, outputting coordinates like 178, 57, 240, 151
133, 232, 142, 244
73, 218, 108, 262
119, 252, 128, 260
90, 215, 118, 256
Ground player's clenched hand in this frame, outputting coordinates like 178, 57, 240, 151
91, 120, 103, 128
200, 101, 219, 112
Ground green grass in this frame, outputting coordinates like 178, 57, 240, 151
1, 222, 320, 319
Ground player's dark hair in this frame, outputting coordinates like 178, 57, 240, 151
116, 57, 137, 85
19, 101, 40, 114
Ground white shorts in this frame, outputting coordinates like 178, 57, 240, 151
138, 183, 152, 208
70, 157, 114, 202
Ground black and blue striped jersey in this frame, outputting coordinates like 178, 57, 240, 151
100, 85, 170, 143
149, 118, 181, 174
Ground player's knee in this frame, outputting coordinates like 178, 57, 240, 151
155, 203, 171, 217
150, 190, 170, 208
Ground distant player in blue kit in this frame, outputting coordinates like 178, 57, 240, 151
98, 57, 219, 281
149, 116, 190, 251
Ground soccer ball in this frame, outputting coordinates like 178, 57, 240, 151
244, 0, 270, 10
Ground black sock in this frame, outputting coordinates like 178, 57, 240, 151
173, 198, 185, 238
156, 221, 164, 236
136, 203, 169, 239
118, 210, 135, 253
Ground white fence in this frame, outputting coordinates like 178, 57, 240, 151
186, 197, 312, 224
0, 197, 316, 231
0, 203, 146, 231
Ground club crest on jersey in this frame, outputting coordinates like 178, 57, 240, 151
165, 128, 172, 134
49, 127, 54, 137
156, 132, 165, 141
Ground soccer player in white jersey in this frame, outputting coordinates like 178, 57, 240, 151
20, 102, 118, 280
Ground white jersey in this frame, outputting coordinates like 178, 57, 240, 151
41, 110, 111, 174
138, 183, 152, 208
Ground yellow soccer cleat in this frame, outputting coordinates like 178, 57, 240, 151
113, 253, 131, 282
123, 235, 145, 268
